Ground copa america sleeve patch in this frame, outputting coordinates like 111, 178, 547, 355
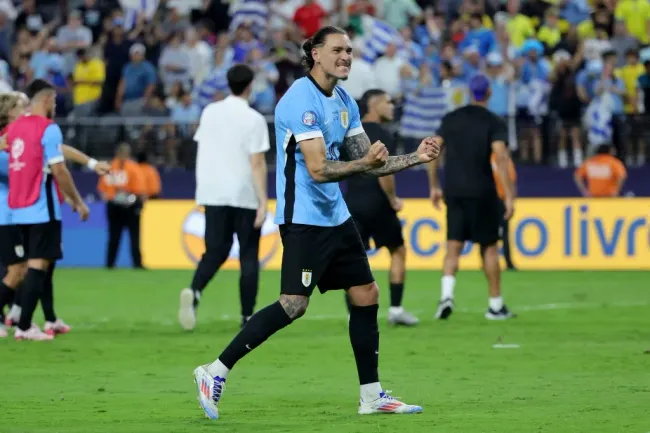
302, 111, 317, 126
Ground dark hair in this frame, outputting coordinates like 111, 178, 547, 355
602, 50, 616, 59
136, 151, 148, 164
596, 144, 612, 155
301, 26, 347, 72
359, 89, 386, 117
625, 48, 638, 58
25, 79, 54, 100
226, 64, 255, 96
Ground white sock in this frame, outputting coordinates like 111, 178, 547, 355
489, 296, 504, 311
573, 148, 583, 167
207, 359, 230, 379
388, 306, 403, 315
8, 304, 21, 319
441, 275, 456, 300
558, 149, 568, 168
360, 382, 383, 402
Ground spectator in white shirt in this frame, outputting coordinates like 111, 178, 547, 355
373, 43, 416, 100
340, 46, 377, 100
178, 64, 270, 331
185, 27, 212, 85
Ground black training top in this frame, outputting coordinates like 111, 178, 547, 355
437, 105, 508, 198
343, 122, 396, 213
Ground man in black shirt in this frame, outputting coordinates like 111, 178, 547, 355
343, 89, 419, 326
428, 75, 516, 320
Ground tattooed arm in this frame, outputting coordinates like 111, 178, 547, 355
343, 132, 422, 177
298, 137, 383, 183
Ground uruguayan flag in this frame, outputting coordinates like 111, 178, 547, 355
229, 0, 269, 37
584, 93, 615, 147
359, 16, 408, 64
194, 68, 230, 109
120, 0, 160, 29
400, 87, 448, 139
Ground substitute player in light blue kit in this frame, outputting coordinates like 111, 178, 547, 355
192, 26, 441, 419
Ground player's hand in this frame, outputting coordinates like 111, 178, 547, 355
389, 196, 403, 212
94, 161, 111, 176
430, 188, 443, 210
254, 204, 266, 229
416, 137, 442, 163
504, 197, 514, 220
363, 141, 389, 169
74, 201, 90, 222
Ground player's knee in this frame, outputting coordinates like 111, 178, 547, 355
279, 294, 309, 320
5, 263, 27, 287
348, 282, 379, 306
390, 245, 406, 265
27, 258, 50, 272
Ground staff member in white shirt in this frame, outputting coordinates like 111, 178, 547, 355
178, 64, 270, 331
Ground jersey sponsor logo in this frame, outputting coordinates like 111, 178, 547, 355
14, 245, 24, 258
340, 110, 349, 128
301, 269, 312, 287
302, 111, 317, 126
9, 138, 26, 172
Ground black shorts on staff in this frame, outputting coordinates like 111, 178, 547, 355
445, 195, 501, 246
350, 206, 404, 251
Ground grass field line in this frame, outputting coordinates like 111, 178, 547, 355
71, 300, 650, 329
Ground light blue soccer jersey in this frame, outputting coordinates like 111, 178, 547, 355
11, 123, 64, 225
0, 151, 10, 225
274, 76, 365, 227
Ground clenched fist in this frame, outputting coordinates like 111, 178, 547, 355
363, 140, 389, 169
416, 137, 442, 163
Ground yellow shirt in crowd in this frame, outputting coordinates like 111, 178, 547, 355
73, 58, 106, 106
615, 63, 645, 113
615, 0, 650, 44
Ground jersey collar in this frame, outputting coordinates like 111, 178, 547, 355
307, 73, 334, 97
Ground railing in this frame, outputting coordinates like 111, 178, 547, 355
57, 113, 650, 169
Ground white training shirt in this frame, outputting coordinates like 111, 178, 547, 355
193, 95, 270, 210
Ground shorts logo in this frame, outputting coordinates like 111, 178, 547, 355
340, 111, 349, 128
301, 269, 312, 287
14, 245, 24, 258
302, 111, 317, 126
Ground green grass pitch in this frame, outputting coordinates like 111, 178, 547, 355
1, 269, 649, 433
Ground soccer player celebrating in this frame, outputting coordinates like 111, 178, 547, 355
4, 80, 89, 341
343, 89, 418, 326
428, 74, 516, 320
192, 26, 440, 419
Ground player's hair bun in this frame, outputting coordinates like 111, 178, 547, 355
301, 38, 315, 71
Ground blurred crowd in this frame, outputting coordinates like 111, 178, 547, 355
0, 0, 649, 168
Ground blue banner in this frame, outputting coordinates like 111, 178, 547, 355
60, 203, 135, 268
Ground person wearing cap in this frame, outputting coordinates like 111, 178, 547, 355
485, 51, 513, 118
115, 43, 157, 116
428, 74, 516, 321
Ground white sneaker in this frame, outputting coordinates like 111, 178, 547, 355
358, 391, 423, 415
434, 298, 454, 320
178, 288, 196, 330
44, 319, 72, 336
387, 308, 419, 326
15, 325, 54, 341
193, 365, 226, 420
0, 325, 8, 338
